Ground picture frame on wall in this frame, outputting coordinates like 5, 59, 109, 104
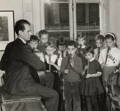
0, 10, 14, 50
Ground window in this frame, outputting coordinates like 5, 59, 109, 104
42, 0, 100, 43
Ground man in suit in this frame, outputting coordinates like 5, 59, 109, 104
0, 19, 59, 111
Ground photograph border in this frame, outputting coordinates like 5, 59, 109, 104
0, 10, 14, 50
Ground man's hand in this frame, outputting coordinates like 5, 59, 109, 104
38, 71, 45, 77
64, 69, 69, 74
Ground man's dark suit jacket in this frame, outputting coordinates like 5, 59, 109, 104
0, 38, 46, 95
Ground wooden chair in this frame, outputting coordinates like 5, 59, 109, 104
107, 69, 120, 111
0, 73, 47, 111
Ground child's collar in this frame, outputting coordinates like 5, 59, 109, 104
89, 58, 94, 62
81, 45, 86, 49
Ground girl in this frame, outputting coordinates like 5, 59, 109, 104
99, 33, 120, 111
81, 47, 107, 111
94, 34, 105, 62
76, 36, 88, 68
99, 33, 120, 85
76, 36, 88, 54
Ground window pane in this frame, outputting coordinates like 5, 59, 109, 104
76, 3, 100, 47
76, 3, 99, 29
49, 31, 70, 41
77, 31, 99, 47
76, 4, 86, 26
45, 3, 69, 30
45, 2, 70, 41
89, 3, 99, 26
47, 0, 69, 2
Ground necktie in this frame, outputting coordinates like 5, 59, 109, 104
97, 47, 100, 60
69, 54, 74, 67
61, 51, 64, 58
105, 47, 111, 64
49, 54, 51, 72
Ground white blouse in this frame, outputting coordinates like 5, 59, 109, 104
35, 52, 63, 67
99, 47, 120, 67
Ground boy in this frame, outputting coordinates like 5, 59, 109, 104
60, 40, 83, 111
27, 35, 39, 52
37, 30, 49, 52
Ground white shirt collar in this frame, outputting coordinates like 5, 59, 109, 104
18, 37, 26, 44
45, 54, 57, 64
107, 46, 117, 50
89, 58, 95, 62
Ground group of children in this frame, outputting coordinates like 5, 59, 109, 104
27, 30, 120, 111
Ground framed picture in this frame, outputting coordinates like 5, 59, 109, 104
0, 11, 14, 50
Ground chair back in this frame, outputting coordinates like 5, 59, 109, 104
108, 68, 120, 96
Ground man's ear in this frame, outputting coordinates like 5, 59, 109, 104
18, 30, 23, 36
113, 40, 116, 44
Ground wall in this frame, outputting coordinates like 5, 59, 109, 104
109, 0, 120, 47
0, 0, 120, 55
0, 0, 24, 67
100, 0, 109, 34
0, 0, 41, 55
0, 0, 23, 21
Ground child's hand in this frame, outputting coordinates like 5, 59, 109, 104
35, 52, 45, 62
86, 74, 91, 78
70, 59, 74, 67
84, 65, 88, 70
64, 69, 69, 74
49, 61, 55, 66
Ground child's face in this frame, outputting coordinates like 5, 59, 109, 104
96, 39, 103, 48
67, 45, 76, 55
105, 38, 115, 48
78, 38, 85, 45
41, 34, 48, 44
46, 46, 56, 55
29, 41, 38, 49
85, 52, 93, 61
58, 45, 65, 51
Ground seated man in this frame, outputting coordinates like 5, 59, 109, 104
0, 19, 59, 111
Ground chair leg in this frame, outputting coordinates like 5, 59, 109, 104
0, 106, 2, 111
1, 104, 6, 111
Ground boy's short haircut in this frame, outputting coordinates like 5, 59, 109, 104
85, 46, 94, 55
30, 35, 39, 42
46, 41, 57, 49
67, 40, 77, 48
95, 34, 104, 41
57, 41, 65, 47
38, 29, 48, 38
